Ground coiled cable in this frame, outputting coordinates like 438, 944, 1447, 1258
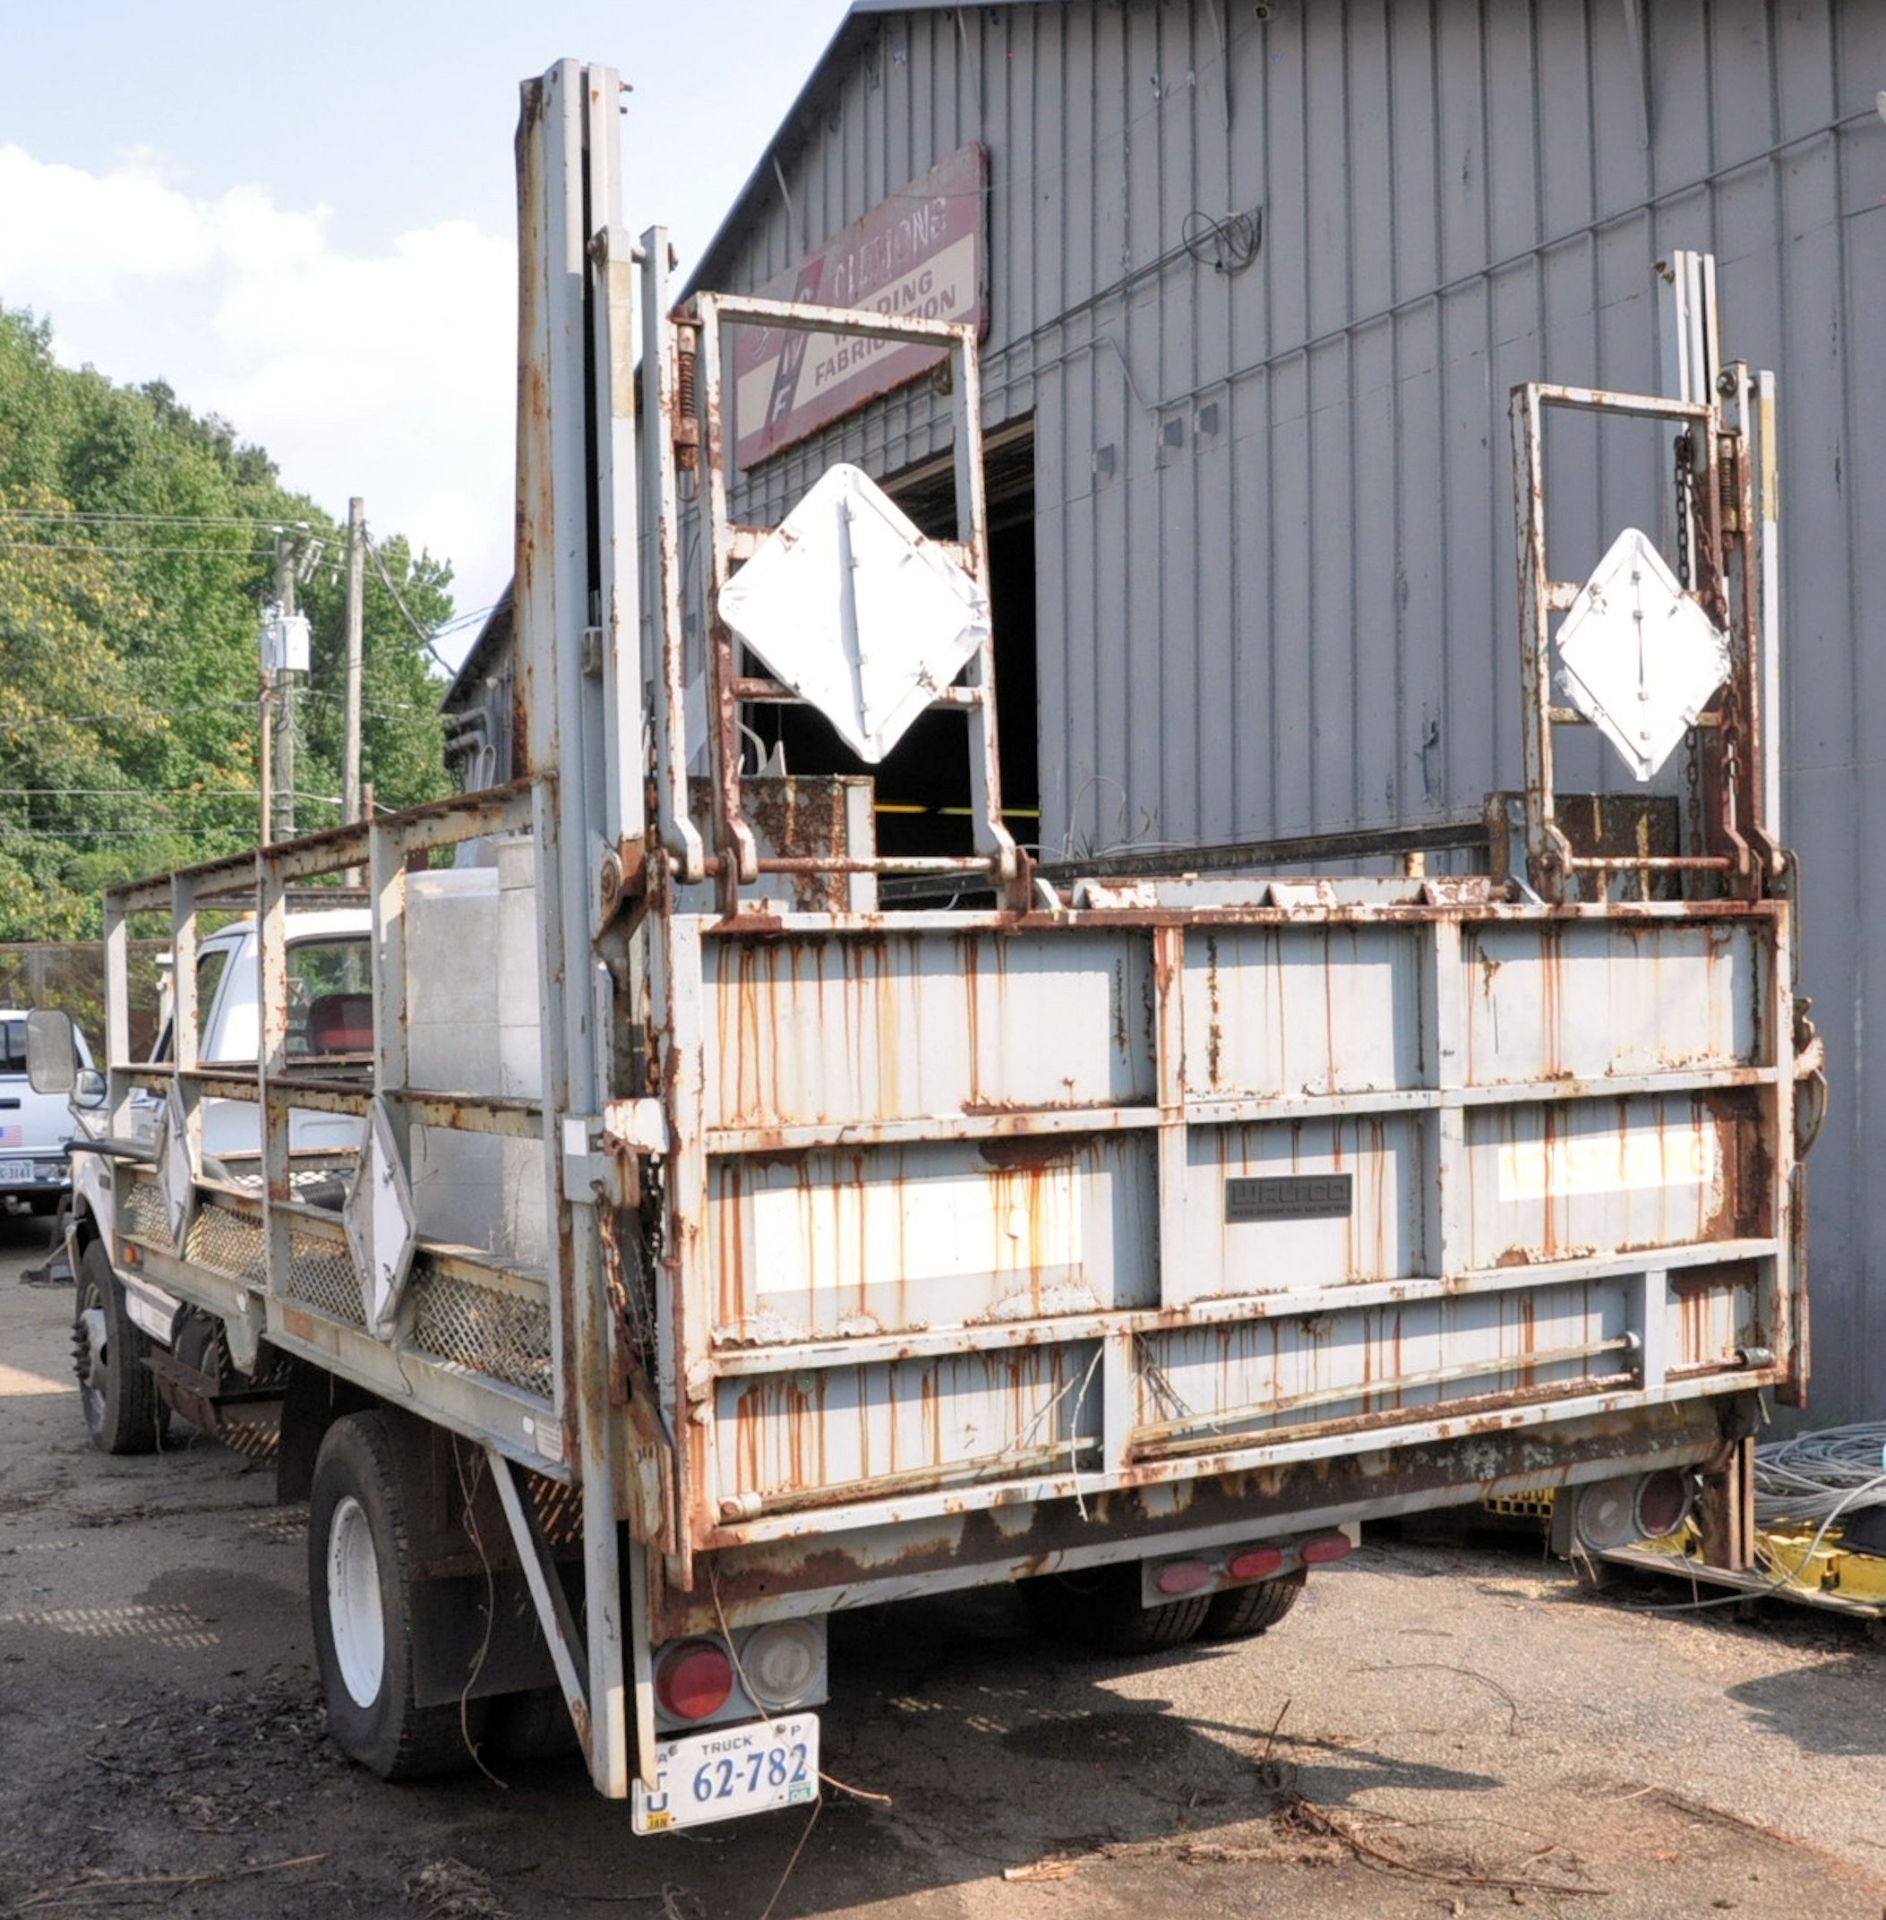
1753, 1422, 1886, 1529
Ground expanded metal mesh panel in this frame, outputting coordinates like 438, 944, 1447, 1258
528, 1470, 582, 1546
408, 1261, 554, 1401
117, 1176, 171, 1251
183, 1203, 267, 1284
285, 1232, 366, 1328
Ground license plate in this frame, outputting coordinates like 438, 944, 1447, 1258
631, 1715, 819, 1834
0, 1162, 33, 1184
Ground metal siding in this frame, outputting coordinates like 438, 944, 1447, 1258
700, 0, 1883, 1420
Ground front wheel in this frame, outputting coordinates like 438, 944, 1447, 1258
308, 1411, 487, 1779
72, 1238, 168, 1455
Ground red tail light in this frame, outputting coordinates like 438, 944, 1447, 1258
1298, 1531, 1353, 1566
1228, 1545, 1285, 1581
1154, 1559, 1214, 1596
655, 1639, 735, 1722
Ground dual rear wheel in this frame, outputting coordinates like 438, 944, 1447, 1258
308, 1412, 492, 1779
309, 1412, 579, 1778
1022, 1561, 1306, 1655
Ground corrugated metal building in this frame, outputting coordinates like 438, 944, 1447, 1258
453, 1, 1886, 1419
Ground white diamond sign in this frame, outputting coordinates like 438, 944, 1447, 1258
1554, 527, 1730, 783
343, 1097, 417, 1339
717, 463, 990, 764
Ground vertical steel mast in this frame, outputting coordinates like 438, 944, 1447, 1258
512, 58, 645, 1798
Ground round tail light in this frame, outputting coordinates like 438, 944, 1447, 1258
1298, 1531, 1353, 1566
655, 1638, 735, 1723
741, 1620, 822, 1712
1228, 1545, 1285, 1581
1634, 1469, 1694, 1540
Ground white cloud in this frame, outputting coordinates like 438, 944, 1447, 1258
0, 144, 515, 654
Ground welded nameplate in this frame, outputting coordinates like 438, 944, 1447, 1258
1225, 1174, 1353, 1223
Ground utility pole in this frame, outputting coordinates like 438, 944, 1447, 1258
275, 531, 297, 841
259, 648, 273, 849
343, 498, 365, 826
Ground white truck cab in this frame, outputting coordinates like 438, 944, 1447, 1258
70, 908, 372, 1352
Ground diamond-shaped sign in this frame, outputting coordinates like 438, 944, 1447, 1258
717, 463, 990, 764
343, 1098, 417, 1339
1555, 527, 1730, 783
155, 1079, 196, 1251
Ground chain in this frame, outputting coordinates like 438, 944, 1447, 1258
1675, 433, 1704, 860
594, 1185, 659, 1368
1673, 431, 1694, 590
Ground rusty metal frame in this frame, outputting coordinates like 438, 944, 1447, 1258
1521, 341, 1789, 910
651, 892, 1797, 1561
671, 287, 1024, 913
1511, 381, 1754, 902
514, 57, 632, 1796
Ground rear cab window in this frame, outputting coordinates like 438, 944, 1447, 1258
287, 939, 373, 1059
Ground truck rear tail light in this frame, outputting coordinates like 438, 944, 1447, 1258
1633, 1469, 1694, 1540
654, 1639, 735, 1723
1153, 1558, 1214, 1596
1298, 1531, 1353, 1566
740, 1620, 824, 1712
1227, 1545, 1284, 1581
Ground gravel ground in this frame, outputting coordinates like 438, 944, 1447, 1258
4, 1210, 1885, 1920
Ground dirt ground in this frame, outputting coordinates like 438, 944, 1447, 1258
4, 1215, 1886, 1920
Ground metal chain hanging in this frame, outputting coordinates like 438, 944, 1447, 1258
1675, 433, 1704, 861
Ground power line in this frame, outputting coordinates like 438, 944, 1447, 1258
0, 510, 301, 528
0, 827, 269, 843
0, 542, 275, 557
0, 786, 268, 797
0, 702, 258, 730
362, 528, 457, 672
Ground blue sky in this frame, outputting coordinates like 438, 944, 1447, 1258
0, 2, 851, 657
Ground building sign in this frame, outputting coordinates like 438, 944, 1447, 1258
732, 144, 988, 470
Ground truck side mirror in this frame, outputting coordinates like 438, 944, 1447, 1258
25, 1009, 79, 1095
75, 1067, 108, 1110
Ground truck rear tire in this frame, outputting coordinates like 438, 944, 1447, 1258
1200, 1569, 1306, 1640
309, 1411, 488, 1779
73, 1239, 168, 1455
1022, 1563, 1212, 1654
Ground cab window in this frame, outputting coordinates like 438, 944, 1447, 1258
287, 939, 373, 1058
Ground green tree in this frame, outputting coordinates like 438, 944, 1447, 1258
0, 306, 455, 936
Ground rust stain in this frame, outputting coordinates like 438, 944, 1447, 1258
1204, 933, 1224, 1090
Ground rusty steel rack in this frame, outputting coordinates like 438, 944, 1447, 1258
1510, 261, 1784, 904
637, 251, 1026, 914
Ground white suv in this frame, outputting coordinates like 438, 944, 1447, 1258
0, 1007, 96, 1216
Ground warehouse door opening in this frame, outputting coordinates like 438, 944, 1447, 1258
761, 422, 1038, 861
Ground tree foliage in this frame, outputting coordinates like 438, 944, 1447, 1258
0, 307, 454, 938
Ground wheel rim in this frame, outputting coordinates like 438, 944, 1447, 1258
326, 1495, 386, 1708
72, 1281, 108, 1434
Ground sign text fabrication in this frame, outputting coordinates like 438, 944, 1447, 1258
733, 146, 988, 469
